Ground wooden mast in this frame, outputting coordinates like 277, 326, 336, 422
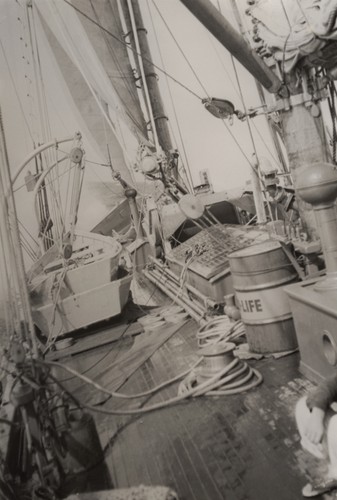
120, 0, 177, 177
281, 95, 331, 241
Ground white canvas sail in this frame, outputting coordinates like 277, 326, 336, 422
35, 0, 150, 185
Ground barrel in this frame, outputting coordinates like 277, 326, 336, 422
229, 240, 298, 353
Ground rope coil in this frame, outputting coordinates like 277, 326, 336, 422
197, 317, 246, 347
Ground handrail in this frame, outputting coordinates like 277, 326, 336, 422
11, 134, 78, 187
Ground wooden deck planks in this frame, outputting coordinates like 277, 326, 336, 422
48, 322, 144, 360
57, 312, 336, 499
54, 320, 189, 405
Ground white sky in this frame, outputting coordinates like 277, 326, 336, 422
0, 0, 279, 238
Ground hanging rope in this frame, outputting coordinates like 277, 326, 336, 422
0, 107, 38, 354
88, 0, 148, 136
62, 0, 274, 188
150, 0, 209, 96
213, 4, 286, 172
27, 3, 65, 241
328, 81, 337, 164
51, 0, 139, 172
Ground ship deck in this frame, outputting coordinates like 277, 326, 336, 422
54, 303, 335, 500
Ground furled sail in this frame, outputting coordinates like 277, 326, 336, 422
35, 0, 150, 185
249, 0, 337, 74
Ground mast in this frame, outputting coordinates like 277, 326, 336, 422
121, 0, 177, 176
280, 91, 330, 240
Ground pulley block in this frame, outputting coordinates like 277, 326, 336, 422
202, 97, 236, 119
69, 147, 83, 164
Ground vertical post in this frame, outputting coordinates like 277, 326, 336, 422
124, 188, 144, 238
124, 187, 149, 270
121, 0, 176, 173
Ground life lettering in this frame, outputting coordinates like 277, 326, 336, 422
240, 299, 263, 313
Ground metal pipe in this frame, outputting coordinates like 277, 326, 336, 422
11, 135, 75, 187
143, 269, 204, 323
179, 0, 284, 95
148, 256, 218, 308
148, 267, 206, 315
144, 267, 206, 316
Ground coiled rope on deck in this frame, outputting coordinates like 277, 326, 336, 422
197, 317, 246, 347
178, 358, 262, 397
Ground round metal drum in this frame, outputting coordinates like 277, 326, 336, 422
229, 240, 298, 353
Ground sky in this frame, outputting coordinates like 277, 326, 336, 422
0, 0, 279, 243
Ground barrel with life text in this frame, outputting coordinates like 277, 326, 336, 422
229, 240, 298, 353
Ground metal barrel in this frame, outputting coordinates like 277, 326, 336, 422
229, 240, 298, 353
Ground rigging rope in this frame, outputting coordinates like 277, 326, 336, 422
62, 0, 203, 102
62, 0, 272, 188
88, 0, 147, 136
150, 0, 209, 96
51, 0, 138, 173
0, 108, 37, 354
207, 14, 284, 171
27, 3, 64, 242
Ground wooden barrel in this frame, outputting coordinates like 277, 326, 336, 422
229, 240, 298, 353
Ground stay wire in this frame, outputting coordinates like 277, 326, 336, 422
88, 0, 147, 135
213, 5, 283, 170
229, 55, 275, 222
0, 39, 34, 144
150, 0, 209, 96
62, 0, 264, 174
